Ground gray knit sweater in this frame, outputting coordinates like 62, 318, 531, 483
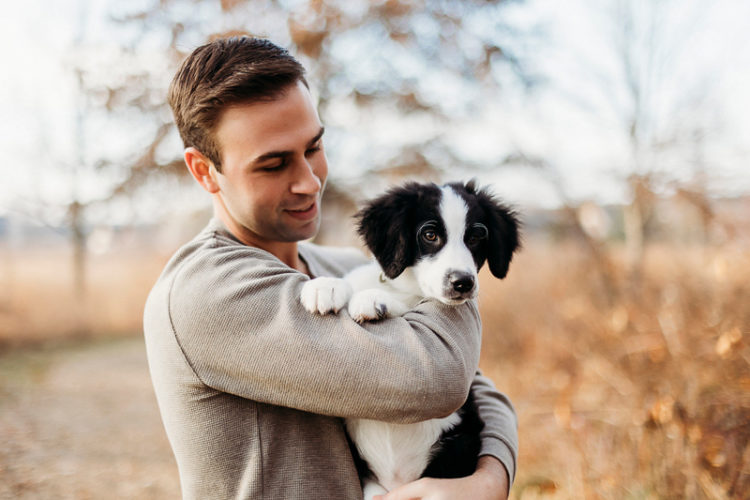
144, 218, 517, 499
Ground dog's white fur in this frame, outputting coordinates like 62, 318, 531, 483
301, 186, 479, 497
348, 412, 462, 494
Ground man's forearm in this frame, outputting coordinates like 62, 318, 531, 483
168, 240, 484, 421
471, 372, 518, 486
475, 455, 510, 498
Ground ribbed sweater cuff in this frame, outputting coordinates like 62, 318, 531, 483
480, 437, 517, 487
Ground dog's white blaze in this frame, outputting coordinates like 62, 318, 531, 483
414, 186, 477, 302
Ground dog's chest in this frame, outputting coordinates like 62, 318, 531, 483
346, 413, 461, 491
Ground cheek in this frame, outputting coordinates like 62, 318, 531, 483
413, 256, 443, 297
249, 177, 285, 208
225, 180, 278, 223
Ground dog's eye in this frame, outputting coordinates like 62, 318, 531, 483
418, 221, 441, 245
466, 224, 488, 246
422, 230, 439, 243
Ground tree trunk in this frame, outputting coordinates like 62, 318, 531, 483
68, 201, 87, 299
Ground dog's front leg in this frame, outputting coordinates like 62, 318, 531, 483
300, 277, 353, 315
348, 289, 410, 323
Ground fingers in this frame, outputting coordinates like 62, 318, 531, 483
376, 478, 433, 500
372, 473, 506, 500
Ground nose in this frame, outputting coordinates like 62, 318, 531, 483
290, 161, 322, 195
449, 271, 475, 294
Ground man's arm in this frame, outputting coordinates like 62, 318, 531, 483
471, 371, 518, 485
165, 239, 482, 422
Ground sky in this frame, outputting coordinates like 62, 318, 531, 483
322, 0, 750, 207
1, 0, 749, 227
520, 0, 750, 202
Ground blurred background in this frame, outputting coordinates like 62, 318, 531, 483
1, 0, 749, 498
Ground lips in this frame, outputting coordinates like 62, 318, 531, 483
285, 201, 318, 221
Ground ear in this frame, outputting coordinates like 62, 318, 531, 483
475, 187, 521, 279
355, 184, 420, 279
184, 147, 220, 194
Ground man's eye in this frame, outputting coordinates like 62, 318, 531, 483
306, 143, 322, 156
260, 161, 286, 172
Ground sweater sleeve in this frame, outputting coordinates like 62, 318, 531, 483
471, 371, 518, 485
168, 238, 482, 423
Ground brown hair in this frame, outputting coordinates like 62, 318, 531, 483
168, 37, 307, 171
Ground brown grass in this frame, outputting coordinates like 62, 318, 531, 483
0, 248, 167, 347
1, 238, 749, 498
478, 238, 750, 499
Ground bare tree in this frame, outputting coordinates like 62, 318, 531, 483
524, 0, 724, 283
15, 0, 535, 298
97, 0, 537, 196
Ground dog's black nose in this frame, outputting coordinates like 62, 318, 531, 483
449, 272, 475, 294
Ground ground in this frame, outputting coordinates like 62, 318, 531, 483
0, 337, 180, 499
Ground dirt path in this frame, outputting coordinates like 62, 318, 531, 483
0, 337, 180, 499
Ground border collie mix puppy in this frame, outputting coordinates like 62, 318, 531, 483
301, 180, 520, 498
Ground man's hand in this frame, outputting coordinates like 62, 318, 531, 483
373, 456, 509, 500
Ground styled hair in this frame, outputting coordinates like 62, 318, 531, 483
167, 37, 307, 171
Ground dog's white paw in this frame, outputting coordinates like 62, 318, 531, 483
348, 289, 407, 323
362, 480, 388, 500
300, 277, 352, 315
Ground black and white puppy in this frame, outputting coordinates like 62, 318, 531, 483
300, 180, 520, 498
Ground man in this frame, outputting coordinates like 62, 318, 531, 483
144, 36, 517, 500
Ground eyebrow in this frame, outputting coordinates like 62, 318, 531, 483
252, 127, 325, 165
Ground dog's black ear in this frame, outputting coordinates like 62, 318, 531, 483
474, 185, 521, 279
355, 184, 422, 279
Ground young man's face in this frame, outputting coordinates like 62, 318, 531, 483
210, 81, 328, 249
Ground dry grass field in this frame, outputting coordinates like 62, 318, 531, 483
479, 239, 750, 499
0, 235, 748, 499
0, 248, 167, 346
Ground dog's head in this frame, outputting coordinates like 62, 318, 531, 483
355, 180, 521, 304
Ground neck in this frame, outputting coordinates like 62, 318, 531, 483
384, 268, 423, 305
212, 200, 309, 275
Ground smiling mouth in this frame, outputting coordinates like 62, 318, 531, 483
285, 201, 318, 220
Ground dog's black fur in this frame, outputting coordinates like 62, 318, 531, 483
421, 393, 484, 479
